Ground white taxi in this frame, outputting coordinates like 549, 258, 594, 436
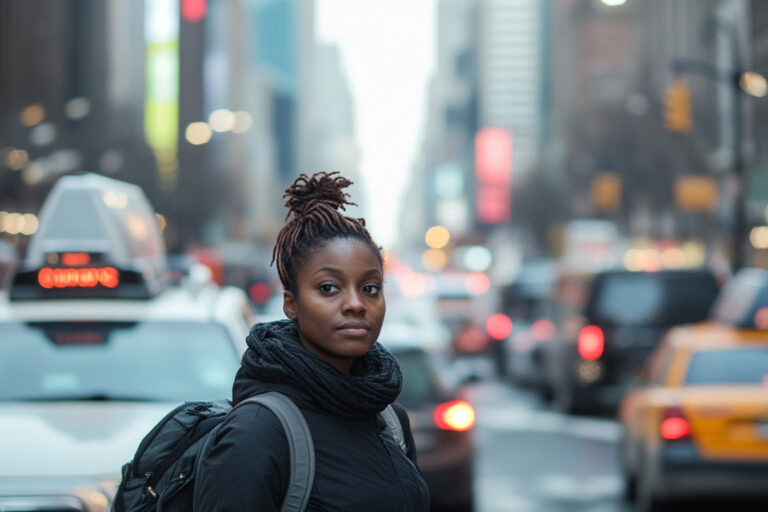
0, 174, 255, 511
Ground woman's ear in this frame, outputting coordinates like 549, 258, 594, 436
283, 290, 297, 320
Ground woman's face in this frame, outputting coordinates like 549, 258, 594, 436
283, 237, 385, 373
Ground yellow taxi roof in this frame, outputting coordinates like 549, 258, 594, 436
665, 322, 768, 352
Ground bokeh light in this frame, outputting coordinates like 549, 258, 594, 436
425, 225, 450, 249
185, 122, 212, 145
465, 272, 490, 295
421, 248, 448, 272
208, 109, 236, 132
20, 104, 45, 126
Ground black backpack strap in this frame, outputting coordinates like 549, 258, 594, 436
236, 391, 315, 512
379, 404, 406, 454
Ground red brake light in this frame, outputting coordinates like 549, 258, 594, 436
486, 314, 513, 340
577, 325, 604, 360
465, 272, 491, 295
660, 406, 690, 441
531, 319, 555, 342
433, 400, 475, 431
182, 0, 207, 23
248, 281, 272, 305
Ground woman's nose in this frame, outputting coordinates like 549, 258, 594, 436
343, 290, 365, 313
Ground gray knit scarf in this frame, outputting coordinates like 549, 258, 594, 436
239, 319, 402, 419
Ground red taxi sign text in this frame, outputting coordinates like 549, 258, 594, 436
38, 267, 120, 289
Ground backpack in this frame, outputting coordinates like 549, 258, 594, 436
111, 391, 406, 512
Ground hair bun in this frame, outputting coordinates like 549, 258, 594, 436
283, 172, 357, 219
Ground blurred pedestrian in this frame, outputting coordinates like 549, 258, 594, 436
194, 172, 429, 511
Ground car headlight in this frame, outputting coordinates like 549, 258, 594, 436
97, 478, 122, 506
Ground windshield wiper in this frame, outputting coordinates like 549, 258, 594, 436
7, 393, 166, 402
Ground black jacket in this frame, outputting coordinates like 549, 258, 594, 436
194, 320, 430, 511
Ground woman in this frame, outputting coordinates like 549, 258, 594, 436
194, 172, 430, 511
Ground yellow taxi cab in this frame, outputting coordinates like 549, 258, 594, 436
618, 268, 768, 511
0, 173, 255, 511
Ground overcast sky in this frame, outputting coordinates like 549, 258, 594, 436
315, 0, 436, 248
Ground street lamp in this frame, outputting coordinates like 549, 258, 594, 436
739, 71, 768, 98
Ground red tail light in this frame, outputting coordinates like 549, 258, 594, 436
577, 325, 604, 360
486, 313, 513, 340
433, 400, 475, 431
660, 406, 691, 441
531, 319, 556, 342
248, 281, 272, 305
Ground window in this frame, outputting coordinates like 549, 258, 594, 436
0, 321, 240, 401
685, 347, 768, 385
590, 271, 717, 327
389, 348, 446, 403
592, 274, 663, 325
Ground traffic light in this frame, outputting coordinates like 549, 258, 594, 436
663, 79, 692, 133
591, 173, 621, 212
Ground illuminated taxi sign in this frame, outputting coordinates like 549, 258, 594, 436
9, 173, 168, 301
36, 251, 120, 289
59, 252, 90, 266
37, 266, 119, 289
10, 265, 147, 300
24, 173, 167, 286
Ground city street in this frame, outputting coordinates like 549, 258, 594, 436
5, 2, 768, 511
468, 379, 629, 512
466, 378, 766, 512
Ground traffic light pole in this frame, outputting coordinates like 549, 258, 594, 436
670, 52, 748, 272
732, 75, 747, 273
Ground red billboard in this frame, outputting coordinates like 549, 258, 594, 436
475, 128, 512, 224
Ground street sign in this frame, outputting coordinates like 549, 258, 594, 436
675, 176, 718, 211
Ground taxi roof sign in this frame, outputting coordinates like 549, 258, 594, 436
11, 173, 168, 299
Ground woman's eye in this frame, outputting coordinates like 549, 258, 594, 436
319, 283, 338, 293
363, 284, 381, 295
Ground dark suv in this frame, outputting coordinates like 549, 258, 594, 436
542, 268, 719, 414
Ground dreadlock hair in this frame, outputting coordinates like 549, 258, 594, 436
271, 172, 383, 294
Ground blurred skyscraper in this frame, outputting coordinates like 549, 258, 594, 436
477, 0, 547, 181
0, 0, 156, 250
249, 0, 316, 183
548, 0, 742, 242
405, 0, 479, 249
310, 43, 364, 219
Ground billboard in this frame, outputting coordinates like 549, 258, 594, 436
475, 128, 512, 224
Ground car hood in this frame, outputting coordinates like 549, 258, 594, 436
0, 401, 176, 477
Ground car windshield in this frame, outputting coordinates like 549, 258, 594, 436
685, 347, 768, 385
590, 272, 717, 327
389, 347, 445, 403
0, 321, 240, 402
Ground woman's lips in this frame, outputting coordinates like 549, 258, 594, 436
337, 324, 370, 337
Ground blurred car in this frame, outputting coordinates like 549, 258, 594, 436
499, 258, 558, 387
0, 174, 254, 511
429, 271, 495, 354
379, 323, 476, 512
505, 315, 558, 393
498, 258, 558, 322
383, 282, 453, 355
618, 322, 768, 510
0, 239, 16, 290
708, 267, 768, 328
542, 267, 719, 414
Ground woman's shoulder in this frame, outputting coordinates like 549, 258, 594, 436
215, 398, 289, 447
196, 398, 294, 510
389, 402, 411, 430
